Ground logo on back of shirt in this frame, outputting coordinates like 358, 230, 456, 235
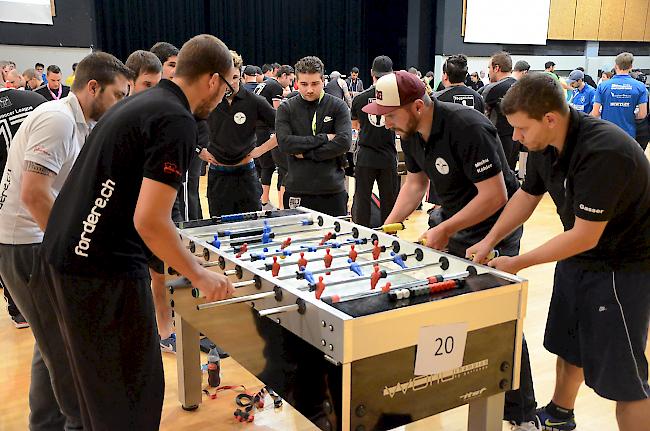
75, 179, 116, 258
0, 96, 11, 109
435, 157, 450, 175
0, 169, 11, 211
367, 98, 386, 127
234, 112, 246, 125
452, 94, 475, 108
254, 83, 266, 95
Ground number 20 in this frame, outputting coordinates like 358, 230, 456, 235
434, 336, 454, 356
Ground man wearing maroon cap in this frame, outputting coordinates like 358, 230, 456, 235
366, 71, 538, 430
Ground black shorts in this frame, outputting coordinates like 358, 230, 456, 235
207, 162, 262, 217
545, 260, 650, 401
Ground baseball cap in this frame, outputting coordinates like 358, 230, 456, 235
243, 65, 257, 76
362, 70, 426, 116
371, 55, 393, 78
565, 69, 584, 84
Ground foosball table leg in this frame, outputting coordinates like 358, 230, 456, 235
467, 391, 505, 431
176, 314, 202, 411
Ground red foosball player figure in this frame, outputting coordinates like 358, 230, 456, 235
236, 243, 248, 259
271, 256, 281, 277
320, 232, 333, 246
324, 248, 333, 274
281, 237, 292, 250
298, 252, 308, 270
349, 244, 358, 262
370, 264, 382, 289
315, 276, 326, 300
372, 240, 381, 260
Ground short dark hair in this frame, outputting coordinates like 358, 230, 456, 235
350, 67, 359, 74
276, 65, 294, 78
490, 52, 512, 73
35, 62, 44, 69
261, 64, 273, 74
46, 65, 61, 75
150, 41, 179, 64
513, 60, 530, 72
271, 62, 280, 70
255, 66, 262, 75
576, 66, 585, 72
544, 61, 555, 69
501, 72, 568, 120
174, 34, 232, 83
295, 56, 324, 78
443, 54, 468, 84
71, 51, 133, 92
125, 50, 162, 81
72, 62, 78, 72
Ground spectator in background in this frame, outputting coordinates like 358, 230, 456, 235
23, 68, 43, 91
242, 65, 260, 92
346, 66, 364, 96
255, 66, 264, 83
150, 41, 178, 80
566, 69, 596, 115
479, 70, 489, 85
544, 61, 559, 79
512, 60, 530, 80
0, 60, 11, 87
576, 66, 596, 88
469, 71, 484, 91
598, 69, 613, 86
35, 62, 46, 84
324, 70, 352, 108
4, 69, 25, 89
592, 52, 648, 140
34, 65, 71, 101
125, 50, 163, 94
64, 62, 78, 86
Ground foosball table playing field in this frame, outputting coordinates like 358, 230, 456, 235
166, 208, 529, 431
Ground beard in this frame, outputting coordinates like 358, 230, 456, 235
391, 113, 419, 139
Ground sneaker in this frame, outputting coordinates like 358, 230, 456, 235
261, 202, 277, 211
536, 407, 576, 431
200, 337, 229, 358
510, 419, 540, 431
160, 333, 176, 354
12, 313, 29, 329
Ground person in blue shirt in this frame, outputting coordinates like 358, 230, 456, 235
592, 52, 648, 138
566, 69, 596, 115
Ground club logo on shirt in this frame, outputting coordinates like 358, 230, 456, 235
234, 112, 247, 125
435, 157, 450, 175
163, 162, 182, 177
0, 96, 11, 109
367, 98, 386, 127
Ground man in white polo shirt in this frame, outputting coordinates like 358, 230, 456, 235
0, 52, 131, 431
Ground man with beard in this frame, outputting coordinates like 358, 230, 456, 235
369, 71, 538, 431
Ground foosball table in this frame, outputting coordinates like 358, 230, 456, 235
166, 208, 528, 431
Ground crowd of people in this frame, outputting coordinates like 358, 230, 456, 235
0, 36, 649, 431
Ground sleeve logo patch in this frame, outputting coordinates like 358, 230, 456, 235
163, 162, 182, 177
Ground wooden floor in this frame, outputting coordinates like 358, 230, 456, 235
1, 164, 649, 431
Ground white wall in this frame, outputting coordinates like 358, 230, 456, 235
0, 44, 92, 77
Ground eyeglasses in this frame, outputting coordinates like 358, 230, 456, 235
218, 73, 235, 95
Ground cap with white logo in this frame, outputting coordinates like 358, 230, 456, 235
362, 70, 426, 116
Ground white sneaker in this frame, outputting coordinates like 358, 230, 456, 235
509, 420, 540, 431
262, 202, 277, 211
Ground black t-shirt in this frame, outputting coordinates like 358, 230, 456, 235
521, 109, 650, 271
206, 87, 276, 165
42, 79, 197, 279
254, 78, 284, 108
434, 85, 485, 113
34, 84, 71, 102
0, 89, 46, 172
243, 82, 260, 93
401, 98, 519, 237
481, 76, 517, 136
350, 85, 396, 168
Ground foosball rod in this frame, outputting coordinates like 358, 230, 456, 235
259, 240, 376, 270
217, 218, 314, 237
321, 270, 469, 304
224, 224, 339, 249
235, 229, 356, 254
197, 291, 276, 310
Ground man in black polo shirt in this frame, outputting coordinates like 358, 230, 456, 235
351, 55, 398, 227
366, 71, 538, 430
0, 87, 46, 329
469, 73, 650, 431
203, 51, 277, 216
39, 35, 235, 430
276, 56, 351, 216
34, 65, 70, 101
482, 52, 520, 170
254, 65, 294, 209
434, 54, 485, 112
243, 65, 260, 92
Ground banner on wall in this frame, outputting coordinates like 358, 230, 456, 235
464, 0, 550, 45
0, 0, 54, 25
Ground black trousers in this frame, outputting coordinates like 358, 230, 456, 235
352, 164, 398, 228
43, 262, 164, 431
207, 164, 262, 217
283, 190, 348, 217
1, 272, 20, 318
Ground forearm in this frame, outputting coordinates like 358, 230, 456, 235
514, 228, 597, 270
483, 189, 542, 246
439, 192, 504, 237
249, 135, 278, 159
384, 175, 428, 224
277, 133, 328, 154
23, 192, 54, 231
136, 216, 203, 282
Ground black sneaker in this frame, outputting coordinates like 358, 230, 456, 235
200, 337, 229, 358
12, 313, 29, 329
536, 407, 576, 430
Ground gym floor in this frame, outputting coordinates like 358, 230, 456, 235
2, 157, 649, 430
